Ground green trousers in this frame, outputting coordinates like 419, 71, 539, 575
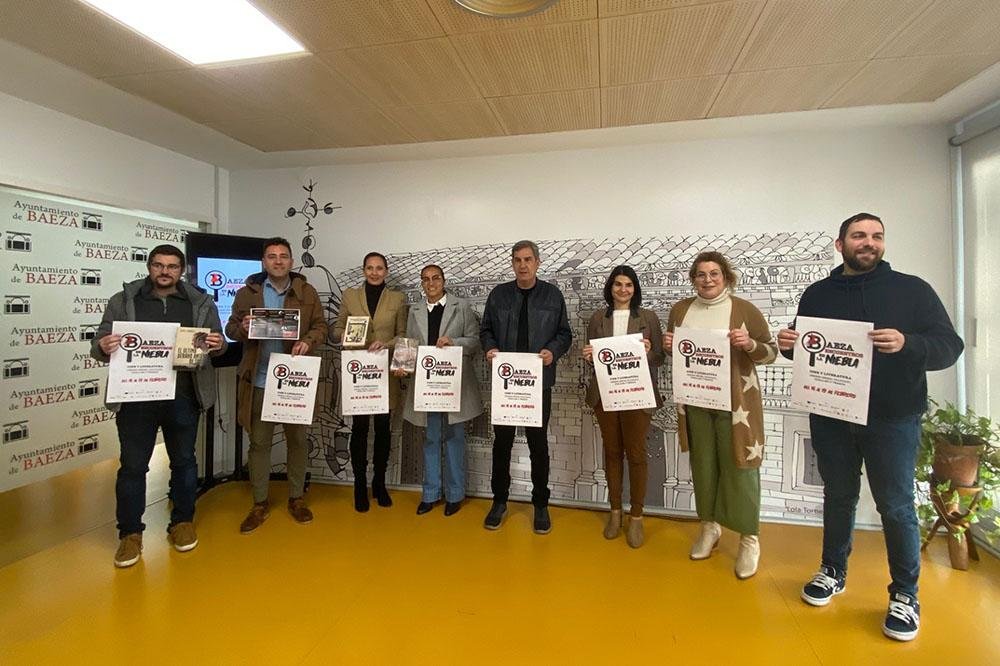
686, 405, 760, 535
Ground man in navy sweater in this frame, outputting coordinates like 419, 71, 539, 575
778, 213, 963, 642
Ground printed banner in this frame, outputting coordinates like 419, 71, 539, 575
592, 334, 656, 411
0, 185, 196, 491
261, 353, 321, 424
490, 352, 543, 427
791, 316, 874, 425
413, 345, 462, 412
672, 327, 732, 411
106, 322, 179, 402
341, 349, 389, 416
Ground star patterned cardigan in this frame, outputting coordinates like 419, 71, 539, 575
667, 295, 778, 469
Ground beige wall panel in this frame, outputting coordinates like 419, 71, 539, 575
101, 70, 267, 124
251, 0, 444, 50
0, 0, 188, 77
709, 62, 865, 117
204, 116, 327, 152
319, 39, 481, 107
824, 53, 1000, 108
601, 1, 764, 85
289, 105, 414, 148
602, 75, 725, 125
427, 0, 596, 34
383, 100, 505, 142
599, 1, 730, 17
488, 88, 600, 134
877, 0, 1000, 58
451, 21, 600, 96
734, 0, 930, 72
203, 56, 373, 116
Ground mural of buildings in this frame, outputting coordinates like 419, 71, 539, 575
266, 232, 836, 524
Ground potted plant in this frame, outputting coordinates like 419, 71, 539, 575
917, 399, 1000, 568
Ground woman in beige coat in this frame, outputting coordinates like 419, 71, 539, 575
332, 251, 407, 512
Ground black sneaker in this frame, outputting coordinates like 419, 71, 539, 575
533, 506, 552, 535
484, 502, 507, 530
801, 564, 846, 606
882, 592, 920, 641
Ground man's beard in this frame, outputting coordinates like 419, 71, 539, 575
843, 246, 882, 273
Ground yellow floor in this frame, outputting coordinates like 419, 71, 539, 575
1, 481, 998, 665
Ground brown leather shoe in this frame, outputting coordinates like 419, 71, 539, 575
240, 501, 270, 534
288, 497, 313, 524
167, 521, 198, 552
114, 533, 143, 568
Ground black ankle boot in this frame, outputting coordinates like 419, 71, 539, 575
371, 480, 393, 507
353, 481, 369, 512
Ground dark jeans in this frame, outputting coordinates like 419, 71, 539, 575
115, 396, 201, 537
350, 412, 391, 487
491, 388, 552, 507
809, 412, 922, 597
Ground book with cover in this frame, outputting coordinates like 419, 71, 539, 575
173, 327, 211, 368
391, 337, 419, 374
342, 315, 370, 348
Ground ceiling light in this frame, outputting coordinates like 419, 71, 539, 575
78, 0, 306, 65
451, 0, 559, 19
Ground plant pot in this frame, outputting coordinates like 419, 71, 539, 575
931, 435, 984, 487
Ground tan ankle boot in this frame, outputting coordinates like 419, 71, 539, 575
735, 534, 760, 579
690, 521, 721, 560
604, 510, 622, 539
626, 516, 644, 548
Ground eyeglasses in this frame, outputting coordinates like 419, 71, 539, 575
150, 262, 182, 272
420, 275, 444, 283
694, 271, 723, 281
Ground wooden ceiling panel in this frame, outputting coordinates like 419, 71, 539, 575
602, 76, 725, 126
427, 0, 596, 34
383, 100, 506, 142
709, 62, 866, 117
824, 53, 1000, 108
877, 0, 1000, 58
733, 0, 930, 72
308, 106, 416, 148
319, 39, 481, 107
488, 89, 601, 134
451, 21, 600, 96
601, 1, 765, 86
0, 0, 188, 77
203, 56, 373, 117
204, 117, 330, 152
599, 1, 727, 17
250, 0, 444, 50
100, 70, 267, 124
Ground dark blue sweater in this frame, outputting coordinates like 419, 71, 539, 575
782, 261, 963, 418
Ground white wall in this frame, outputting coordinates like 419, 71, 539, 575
0, 90, 217, 222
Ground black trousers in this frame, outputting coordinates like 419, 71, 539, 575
491, 388, 552, 507
350, 412, 391, 487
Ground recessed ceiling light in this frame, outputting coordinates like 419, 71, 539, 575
451, 0, 558, 19
78, 0, 306, 65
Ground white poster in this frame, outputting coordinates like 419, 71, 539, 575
341, 349, 389, 416
591, 334, 656, 411
672, 327, 732, 411
413, 345, 462, 413
106, 322, 179, 402
261, 353, 321, 424
490, 352, 543, 427
791, 316, 874, 425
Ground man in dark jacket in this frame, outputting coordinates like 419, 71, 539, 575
226, 237, 328, 534
778, 213, 963, 642
92, 244, 226, 568
480, 240, 572, 534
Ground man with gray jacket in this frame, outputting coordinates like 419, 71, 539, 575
91, 244, 226, 568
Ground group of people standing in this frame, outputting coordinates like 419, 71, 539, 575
94, 212, 963, 643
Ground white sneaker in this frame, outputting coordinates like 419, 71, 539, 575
735, 534, 760, 579
690, 521, 721, 560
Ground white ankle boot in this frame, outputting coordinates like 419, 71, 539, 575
690, 521, 721, 560
604, 510, 622, 539
735, 534, 760, 579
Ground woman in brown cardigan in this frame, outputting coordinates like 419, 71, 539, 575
664, 251, 777, 578
582, 265, 664, 548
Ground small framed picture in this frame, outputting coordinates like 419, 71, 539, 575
342, 316, 370, 348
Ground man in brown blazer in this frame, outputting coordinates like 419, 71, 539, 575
332, 251, 407, 511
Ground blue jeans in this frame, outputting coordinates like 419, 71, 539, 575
809, 413, 922, 597
423, 412, 466, 503
115, 397, 201, 537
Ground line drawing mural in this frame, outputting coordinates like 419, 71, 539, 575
268, 232, 838, 523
